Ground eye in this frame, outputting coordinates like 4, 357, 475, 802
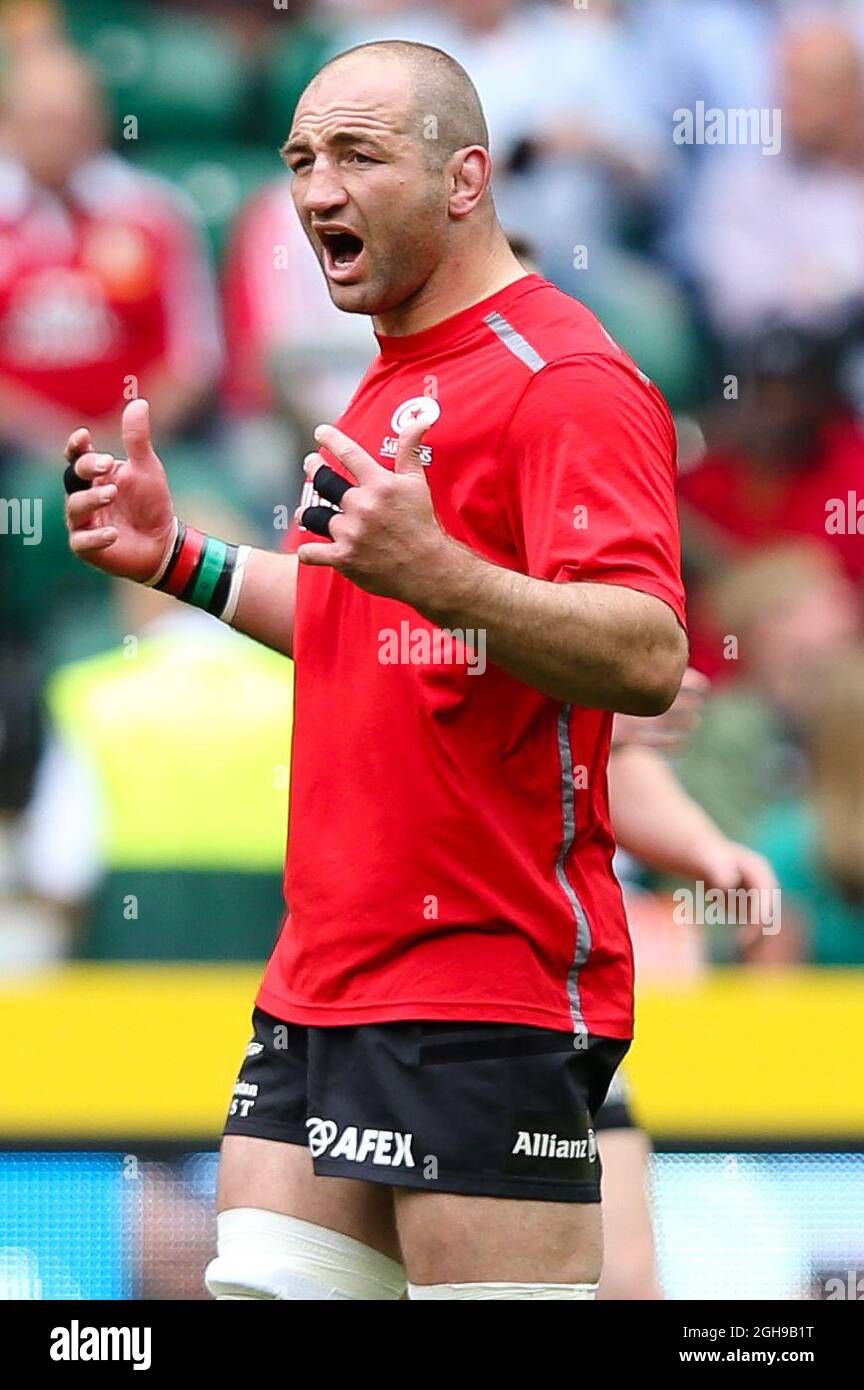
290, 156, 312, 174
347, 152, 378, 166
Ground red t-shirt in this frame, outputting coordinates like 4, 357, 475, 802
0, 154, 221, 420
258, 274, 686, 1040
678, 417, 864, 676
678, 418, 864, 583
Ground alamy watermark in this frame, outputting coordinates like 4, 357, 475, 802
50, 1320, 151, 1370
378, 621, 486, 675
826, 492, 864, 535
673, 882, 782, 934
673, 102, 781, 156
0, 496, 41, 544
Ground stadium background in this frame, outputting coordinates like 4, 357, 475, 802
1, 0, 863, 1300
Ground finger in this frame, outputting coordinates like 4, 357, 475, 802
63, 460, 91, 495
70, 451, 116, 484
296, 540, 345, 568
311, 462, 354, 507
69, 526, 118, 554
64, 427, 93, 463
393, 419, 430, 476
121, 398, 158, 468
300, 504, 337, 538
313, 424, 379, 484
66, 484, 118, 525
737, 859, 779, 895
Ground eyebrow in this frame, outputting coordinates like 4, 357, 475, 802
280, 130, 393, 161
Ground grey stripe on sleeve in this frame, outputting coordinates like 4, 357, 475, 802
484, 311, 546, 374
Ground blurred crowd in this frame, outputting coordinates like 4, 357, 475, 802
1, 0, 863, 972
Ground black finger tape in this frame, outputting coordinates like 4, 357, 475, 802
63, 461, 91, 495
312, 464, 353, 506
300, 505, 337, 538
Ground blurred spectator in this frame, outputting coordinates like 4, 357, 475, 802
680, 15, 864, 341
679, 323, 864, 672
19, 505, 293, 961
0, 41, 222, 454
674, 542, 860, 848
751, 644, 864, 965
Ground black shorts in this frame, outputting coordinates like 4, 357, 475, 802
593, 1065, 638, 1133
223, 1008, 630, 1203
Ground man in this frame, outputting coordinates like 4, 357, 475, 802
63, 41, 688, 1300
0, 42, 221, 453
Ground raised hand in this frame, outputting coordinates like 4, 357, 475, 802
296, 418, 454, 606
64, 398, 176, 584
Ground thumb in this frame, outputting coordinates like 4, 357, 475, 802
122, 398, 158, 467
393, 420, 431, 478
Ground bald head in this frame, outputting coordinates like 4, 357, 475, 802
314, 41, 489, 170
283, 40, 513, 329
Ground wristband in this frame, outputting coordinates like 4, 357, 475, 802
150, 518, 249, 622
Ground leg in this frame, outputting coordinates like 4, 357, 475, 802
217, 1133, 401, 1260
301, 1021, 627, 1300
395, 1188, 603, 1293
596, 1127, 663, 1300
207, 1136, 405, 1300
205, 1008, 405, 1299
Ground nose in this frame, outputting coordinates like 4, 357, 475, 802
301, 155, 349, 216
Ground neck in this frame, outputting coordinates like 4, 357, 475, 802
373, 224, 529, 338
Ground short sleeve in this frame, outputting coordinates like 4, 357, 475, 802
505, 354, 687, 628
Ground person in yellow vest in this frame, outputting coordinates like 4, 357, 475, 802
21, 538, 294, 962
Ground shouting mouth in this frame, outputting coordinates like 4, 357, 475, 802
318, 228, 367, 283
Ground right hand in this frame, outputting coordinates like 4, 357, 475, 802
64, 398, 176, 583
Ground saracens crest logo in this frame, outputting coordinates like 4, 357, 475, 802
380, 395, 441, 466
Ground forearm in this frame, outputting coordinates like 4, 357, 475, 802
421, 541, 687, 714
609, 743, 728, 877
230, 549, 298, 657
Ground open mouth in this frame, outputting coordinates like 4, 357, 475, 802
319, 229, 366, 281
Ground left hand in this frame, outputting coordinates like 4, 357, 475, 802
295, 419, 456, 605
698, 840, 781, 951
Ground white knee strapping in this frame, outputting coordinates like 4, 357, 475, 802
205, 1208, 406, 1301
407, 1281, 599, 1301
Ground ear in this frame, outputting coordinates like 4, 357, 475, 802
448, 146, 492, 220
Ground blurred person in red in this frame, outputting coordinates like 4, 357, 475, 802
674, 542, 861, 860
679, 324, 864, 675
0, 42, 222, 455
